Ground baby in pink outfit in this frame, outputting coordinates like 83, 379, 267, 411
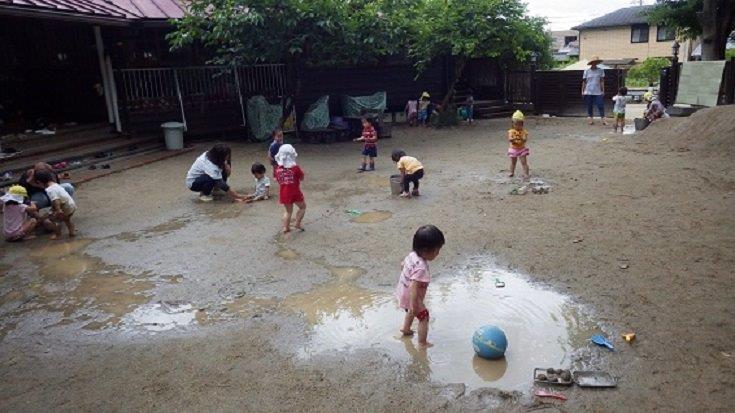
395, 225, 445, 348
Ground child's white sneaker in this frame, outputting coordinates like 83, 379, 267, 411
199, 194, 214, 202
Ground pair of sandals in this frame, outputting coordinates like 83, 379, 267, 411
399, 190, 420, 198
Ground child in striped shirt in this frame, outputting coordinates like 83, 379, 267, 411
354, 117, 378, 172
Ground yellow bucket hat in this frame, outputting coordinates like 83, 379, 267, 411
512, 110, 525, 121
8, 185, 28, 197
1, 185, 28, 203
643, 91, 654, 102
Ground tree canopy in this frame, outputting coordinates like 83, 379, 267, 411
167, 0, 414, 67
168, 0, 550, 71
627, 57, 671, 86
647, 0, 734, 60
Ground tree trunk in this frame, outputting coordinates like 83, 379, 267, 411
440, 57, 468, 111
699, 0, 734, 60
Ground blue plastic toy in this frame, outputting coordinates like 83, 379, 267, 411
590, 334, 615, 350
472, 325, 508, 359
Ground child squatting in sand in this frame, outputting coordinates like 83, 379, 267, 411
396, 224, 445, 347
34, 170, 77, 239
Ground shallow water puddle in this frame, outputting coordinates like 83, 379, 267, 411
291, 265, 593, 391
14, 239, 157, 329
115, 217, 190, 242
351, 210, 392, 223
124, 302, 196, 331
283, 266, 372, 324
30, 239, 92, 259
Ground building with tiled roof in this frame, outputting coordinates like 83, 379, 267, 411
572, 5, 694, 63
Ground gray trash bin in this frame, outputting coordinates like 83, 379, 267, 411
161, 122, 185, 150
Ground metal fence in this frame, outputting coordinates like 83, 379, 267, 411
115, 64, 288, 134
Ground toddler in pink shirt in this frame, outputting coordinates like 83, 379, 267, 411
395, 225, 445, 348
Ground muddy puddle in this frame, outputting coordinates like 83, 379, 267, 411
351, 210, 393, 224
288, 263, 595, 391
115, 216, 191, 242
1, 239, 173, 334
124, 302, 197, 331
283, 266, 370, 324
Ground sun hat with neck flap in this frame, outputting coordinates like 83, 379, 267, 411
275, 144, 298, 168
1, 185, 28, 203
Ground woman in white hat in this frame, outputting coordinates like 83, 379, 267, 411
581, 56, 608, 125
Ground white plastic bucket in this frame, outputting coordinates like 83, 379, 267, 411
161, 122, 185, 150
390, 174, 403, 196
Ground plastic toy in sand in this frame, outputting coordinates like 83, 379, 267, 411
472, 325, 507, 359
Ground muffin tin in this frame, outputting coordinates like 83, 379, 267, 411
534, 368, 617, 388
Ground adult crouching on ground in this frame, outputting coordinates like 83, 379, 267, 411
18, 162, 75, 209
581, 56, 608, 126
185, 143, 247, 202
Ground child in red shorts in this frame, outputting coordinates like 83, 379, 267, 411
395, 225, 445, 348
274, 144, 306, 233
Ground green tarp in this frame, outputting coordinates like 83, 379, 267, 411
301, 95, 330, 131
342, 92, 386, 117
247, 95, 282, 142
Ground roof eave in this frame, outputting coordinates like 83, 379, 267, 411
573, 24, 640, 31
0, 6, 132, 26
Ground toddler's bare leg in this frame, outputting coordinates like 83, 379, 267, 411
520, 156, 530, 179
282, 204, 294, 233
21, 218, 37, 240
509, 157, 517, 177
42, 218, 58, 233
64, 217, 75, 237
417, 318, 431, 347
294, 201, 306, 230
401, 310, 415, 336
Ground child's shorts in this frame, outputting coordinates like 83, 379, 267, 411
418, 110, 428, 122
508, 147, 530, 158
362, 146, 377, 158
614, 111, 625, 120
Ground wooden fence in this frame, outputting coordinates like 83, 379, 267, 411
505, 69, 625, 116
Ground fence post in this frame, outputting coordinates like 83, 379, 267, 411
173, 69, 188, 131
233, 67, 247, 127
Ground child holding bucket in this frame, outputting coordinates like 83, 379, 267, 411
396, 225, 445, 348
391, 149, 424, 198
354, 117, 378, 172
507, 110, 530, 180
274, 144, 306, 233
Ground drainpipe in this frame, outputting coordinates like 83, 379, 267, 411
94, 26, 114, 124
105, 56, 122, 132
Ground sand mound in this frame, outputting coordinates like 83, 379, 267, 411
638, 105, 735, 155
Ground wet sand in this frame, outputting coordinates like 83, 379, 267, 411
1, 115, 734, 411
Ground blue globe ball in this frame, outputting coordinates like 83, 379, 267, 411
472, 325, 508, 360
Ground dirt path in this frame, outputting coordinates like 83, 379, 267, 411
1, 110, 734, 411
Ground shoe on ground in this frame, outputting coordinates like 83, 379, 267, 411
199, 194, 214, 202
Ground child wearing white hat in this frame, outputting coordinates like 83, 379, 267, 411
507, 110, 530, 179
274, 144, 306, 233
1, 185, 39, 241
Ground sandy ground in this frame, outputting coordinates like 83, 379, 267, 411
1, 110, 734, 412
